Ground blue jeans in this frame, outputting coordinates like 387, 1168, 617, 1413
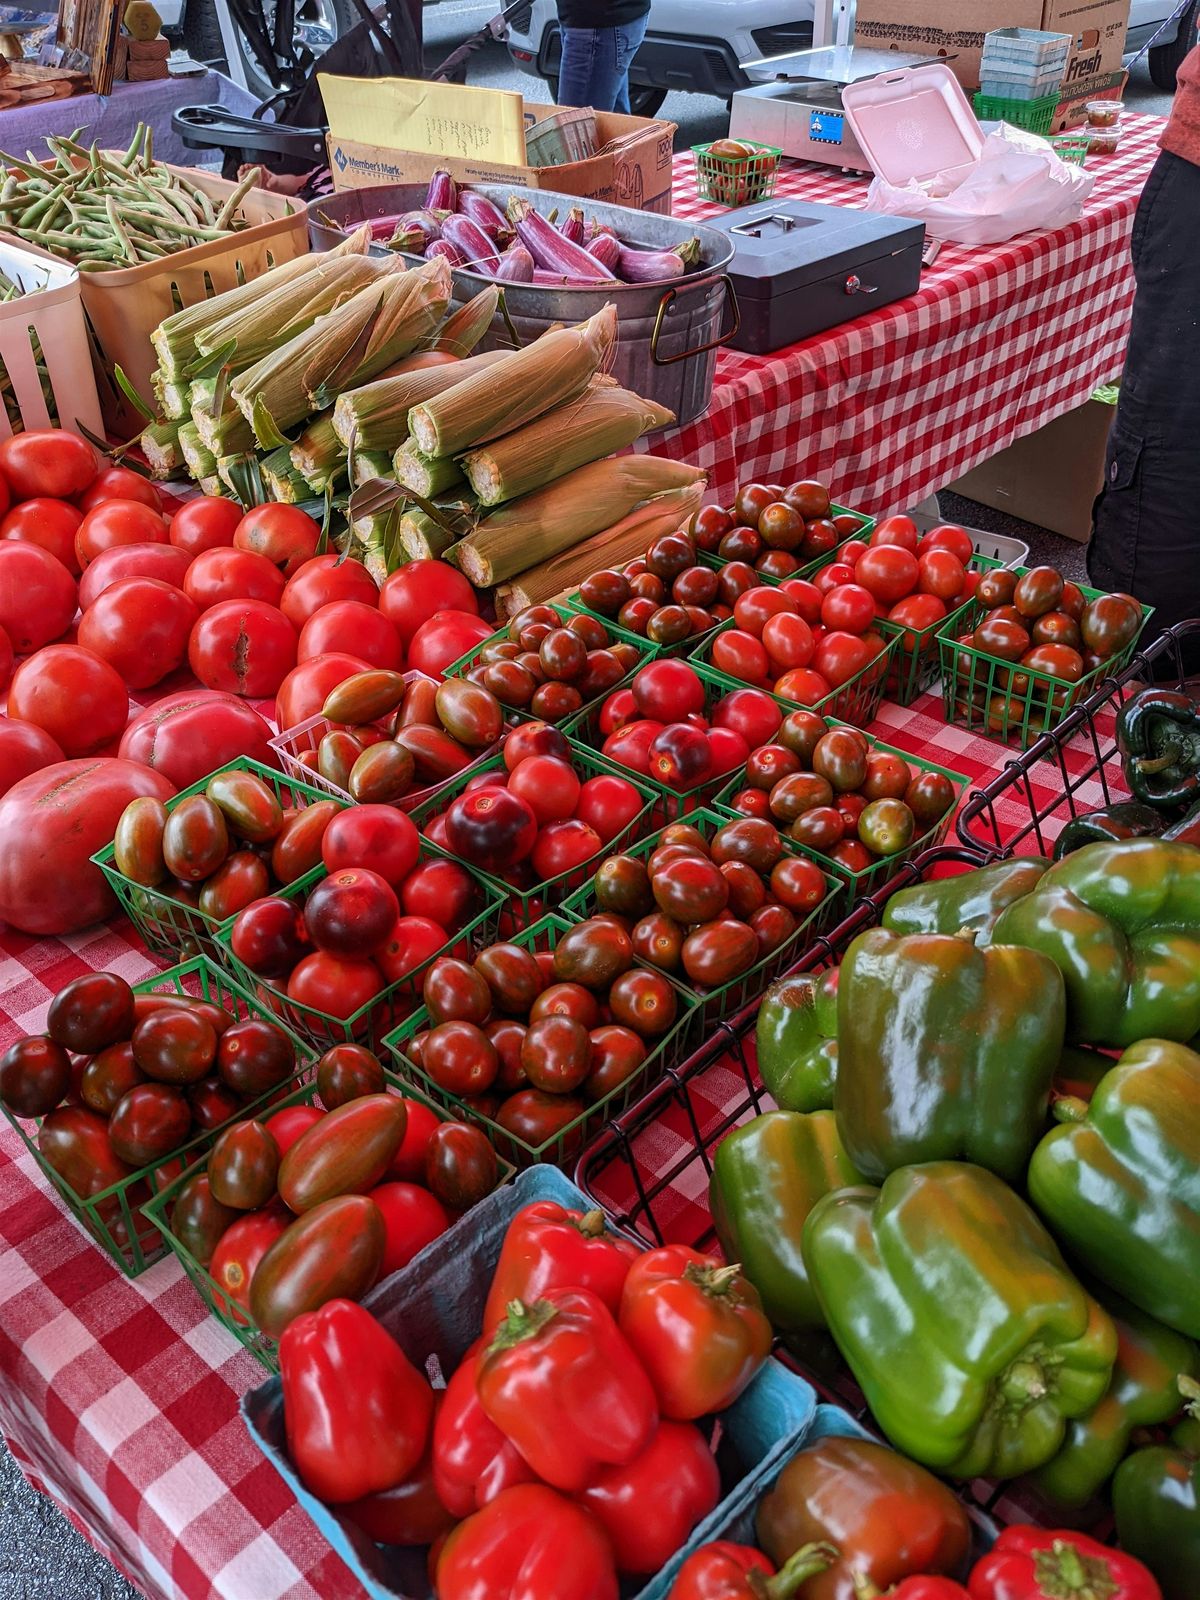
557, 15, 648, 115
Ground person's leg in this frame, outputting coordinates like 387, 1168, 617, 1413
611, 12, 649, 115
557, 25, 602, 109
1089, 152, 1200, 667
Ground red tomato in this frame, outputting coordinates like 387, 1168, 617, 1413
869, 514, 919, 552
918, 523, 974, 565
599, 687, 636, 736
813, 563, 856, 597
401, 857, 477, 932
917, 550, 967, 602
184, 546, 286, 609
286, 951, 383, 1020
0, 429, 96, 502
321, 805, 420, 887
387, 1098, 442, 1181
0, 542, 76, 653
120, 691, 276, 788
407, 610, 493, 679
189, 600, 297, 697
632, 660, 705, 722
838, 540, 868, 567
732, 588, 796, 638
0, 621, 10, 690
0, 718, 64, 796
209, 1209, 289, 1323
820, 584, 876, 634
78, 468, 161, 514
280, 553, 380, 628
263, 1104, 324, 1155
778, 579, 823, 625
275, 652, 373, 730
168, 495, 243, 557
75, 500, 167, 568
304, 867, 398, 958
233, 504, 321, 575
299, 601, 403, 669
772, 666, 831, 705
888, 593, 947, 645
706, 725, 750, 776
8, 645, 128, 758
574, 773, 645, 843
78, 577, 198, 688
1, 497, 84, 573
855, 544, 919, 604
761, 612, 815, 672
602, 720, 664, 774
508, 755, 581, 824
814, 632, 876, 689
77, 541, 190, 609
530, 818, 602, 880
369, 1181, 451, 1276
711, 629, 769, 684
379, 561, 477, 646
712, 688, 783, 749
377, 915, 449, 987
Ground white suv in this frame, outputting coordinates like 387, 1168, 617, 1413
505, 0, 1198, 118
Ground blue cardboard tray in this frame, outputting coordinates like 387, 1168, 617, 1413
241, 1163, 818, 1600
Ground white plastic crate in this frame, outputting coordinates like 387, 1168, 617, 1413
982, 26, 1071, 68
980, 67, 1067, 101
0, 240, 103, 441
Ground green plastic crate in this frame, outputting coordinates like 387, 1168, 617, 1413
92, 757, 344, 961
406, 738, 659, 930
974, 90, 1059, 134
560, 807, 839, 1020
938, 576, 1153, 751
141, 1077, 512, 1371
2, 956, 315, 1277
384, 913, 700, 1170
692, 624, 898, 729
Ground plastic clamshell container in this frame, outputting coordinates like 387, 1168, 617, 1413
842, 63, 985, 189
0, 239, 103, 441
240, 1164, 818, 1600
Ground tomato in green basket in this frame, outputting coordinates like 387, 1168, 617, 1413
858, 799, 916, 858
209, 1207, 290, 1322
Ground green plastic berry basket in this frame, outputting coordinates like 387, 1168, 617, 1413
92, 758, 343, 962
383, 913, 701, 1170
3, 956, 315, 1278
560, 807, 839, 1021
973, 90, 1059, 135
692, 139, 781, 207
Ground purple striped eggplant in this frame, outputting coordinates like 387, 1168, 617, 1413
425, 169, 458, 212
509, 200, 615, 282
614, 240, 698, 283
587, 231, 621, 272
560, 207, 586, 245
426, 238, 466, 267
441, 214, 501, 273
385, 208, 445, 253
458, 189, 511, 241
495, 244, 535, 282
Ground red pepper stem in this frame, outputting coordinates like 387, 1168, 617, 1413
683, 1260, 745, 1298
575, 1209, 608, 1238
1031, 1539, 1119, 1600
1050, 1094, 1091, 1125
485, 1298, 558, 1355
1132, 751, 1179, 775
752, 1543, 839, 1600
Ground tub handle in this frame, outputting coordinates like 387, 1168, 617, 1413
650, 275, 740, 366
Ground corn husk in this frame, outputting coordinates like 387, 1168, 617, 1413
394, 440, 465, 500
401, 501, 476, 561
333, 348, 508, 452
198, 473, 224, 497
495, 482, 706, 616
352, 450, 394, 483
231, 256, 452, 443
196, 254, 387, 371
431, 286, 500, 355
291, 414, 345, 491
447, 456, 706, 587
193, 401, 256, 456
153, 371, 189, 420
139, 420, 182, 478
262, 446, 307, 502
350, 502, 405, 581
462, 380, 673, 506
409, 304, 616, 459
189, 376, 217, 415
178, 419, 218, 482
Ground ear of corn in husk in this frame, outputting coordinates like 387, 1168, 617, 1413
409, 303, 616, 459
401, 501, 476, 561
189, 376, 217, 415
352, 450, 394, 483
290, 413, 345, 490
350, 502, 405, 583
262, 445, 307, 502
153, 371, 189, 420
461, 379, 673, 506
178, 420, 218, 482
333, 348, 508, 452
199, 473, 224, 497
195, 253, 388, 371
446, 455, 706, 586
430, 285, 500, 355
139, 420, 182, 478
495, 481, 706, 616
394, 440, 465, 500
231, 256, 452, 442
193, 400, 256, 456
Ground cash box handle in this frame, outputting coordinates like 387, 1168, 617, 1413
729, 215, 797, 237
650, 275, 740, 367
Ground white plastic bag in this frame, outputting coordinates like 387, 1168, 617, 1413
863, 123, 1095, 246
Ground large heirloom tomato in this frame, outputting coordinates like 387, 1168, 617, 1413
281, 554, 379, 628
184, 547, 286, 610
8, 645, 128, 758
75, 500, 167, 568
406, 610, 493, 679
78, 577, 198, 688
0, 758, 175, 934
380, 562, 477, 646
77, 542, 191, 609
0, 719, 64, 797
79, 467, 162, 514
168, 496, 242, 557
0, 429, 96, 501
233, 504, 321, 575
0, 542, 77, 653
188, 600, 297, 697
1, 498, 84, 573
120, 691, 276, 788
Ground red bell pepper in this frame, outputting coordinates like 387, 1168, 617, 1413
859, 1582, 971, 1600
278, 1298, 433, 1504
436, 1482, 619, 1600
968, 1527, 1162, 1600
619, 1244, 773, 1419
579, 1419, 721, 1576
476, 1287, 658, 1492
432, 1336, 538, 1517
668, 1540, 838, 1600
482, 1201, 639, 1333
339, 1434, 455, 1547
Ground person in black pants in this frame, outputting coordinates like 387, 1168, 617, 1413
1089, 43, 1200, 668
555, 0, 651, 115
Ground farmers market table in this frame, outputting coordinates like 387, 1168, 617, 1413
661, 113, 1164, 513
0, 678, 1129, 1600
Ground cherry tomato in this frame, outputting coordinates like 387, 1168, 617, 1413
189, 600, 298, 697
321, 805, 419, 887
380, 561, 477, 647
275, 652, 372, 730
1021, 643, 1085, 682
856, 544, 919, 604
387, 1098, 442, 1181
286, 951, 383, 1020
732, 587, 796, 637
706, 725, 750, 777
76, 541, 190, 609
761, 612, 815, 673
887, 593, 947, 647
446, 787, 538, 872
209, 1209, 289, 1323
599, 688, 636, 737
0, 429, 96, 501
820, 584, 876, 634
0, 542, 76, 653
712, 688, 782, 750
231, 896, 309, 977
575, 773, 645, 844
78, 468, 161, 514
233, 504, 320, 575
858, 797, 916, 856
711, 629, 769, 684
814, 631, 876, 689
369, 1181, 451, 1275
918, 524, 974, 564
772, 667, 831, 706
602, 719, 663, 775
184, 546, 286, 609
813, 562, 856, 597
401, 857, 477, 932
508, 755, 581, 824
304, 867, 399, 958
1013, 567, 1066, 620
632, 660, 706, 722
377, 915, 449, 987
769, 855, 828, 913
75, 500, 167, 568
778, 579, 823, 625
8, 644, 127, 757
828, 838, 874, 873
264, 1104, 325, 1155
78, 577, 199, 688
869, 514, 919, 552
530, 818, 603, 881
1, 497, 84, 573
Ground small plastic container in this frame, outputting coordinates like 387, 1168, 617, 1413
1086, 100, 1123, 127
1088, 128, 1122, 155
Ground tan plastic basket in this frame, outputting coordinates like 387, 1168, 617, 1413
9, 161, 310, 438
0, 239, 103, 442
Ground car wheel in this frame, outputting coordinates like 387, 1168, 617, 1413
543, 74, 667, 118
1148, 0, 1199, 92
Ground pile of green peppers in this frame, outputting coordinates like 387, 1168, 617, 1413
712, 838, 1200, 1599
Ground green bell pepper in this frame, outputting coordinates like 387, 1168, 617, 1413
834, 927, 1064, 1183
1027, 1037, 1200, 1338
1119, 687, 1200, 809
1029, 1285, 1197, 1508
1113, 1376, 1200, 1600
802, 1161, 1118, 1479
709, 1109, 864, 1334
755, 971, 839, 1112
1054, 1044, 1116, 1099
991, 838, 1200, 1047
1052, 801, 1166, 859
880, 856, 1049, 940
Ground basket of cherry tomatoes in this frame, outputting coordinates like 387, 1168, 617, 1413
688, 478, 874, 581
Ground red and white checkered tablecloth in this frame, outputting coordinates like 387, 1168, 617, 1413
0, 121, 1164, 1600
653, 114, 1163, 512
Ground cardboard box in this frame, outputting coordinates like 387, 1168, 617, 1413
326, 99, 676, 214
853, 0, 1130, 101
948, 397, 1115, 543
